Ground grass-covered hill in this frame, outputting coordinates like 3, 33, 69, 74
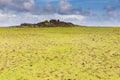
0, 27, 120, 80
14, 19, 78, 28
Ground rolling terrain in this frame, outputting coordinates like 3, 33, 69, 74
0, 27, 120, 80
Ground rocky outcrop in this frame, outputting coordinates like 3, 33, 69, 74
18, 19, 77, 27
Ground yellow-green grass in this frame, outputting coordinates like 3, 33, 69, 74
0, 27, 120, 80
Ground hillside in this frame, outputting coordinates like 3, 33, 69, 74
15, 19, 78, 27
0, 27, 120, 80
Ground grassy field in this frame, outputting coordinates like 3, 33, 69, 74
0, 27, 120, 80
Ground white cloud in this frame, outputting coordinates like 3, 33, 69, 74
58, 0, 72, 14
40, 0, 58, 2
53, 14, 85, 20
23, 0, 34, 10
0, 10, 85, 26
0, 0, 86, 27
0, 0, 35, 11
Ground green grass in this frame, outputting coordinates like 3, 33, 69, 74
0, 27, 120, 80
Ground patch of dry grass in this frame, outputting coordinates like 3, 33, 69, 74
0, 27, 120, 80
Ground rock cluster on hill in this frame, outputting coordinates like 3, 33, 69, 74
18, 19, 77, 27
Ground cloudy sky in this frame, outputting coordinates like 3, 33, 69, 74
0, 0, 120, 26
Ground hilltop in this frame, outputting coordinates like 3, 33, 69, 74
14, 19, 78, 27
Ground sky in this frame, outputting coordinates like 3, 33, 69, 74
0, 0, 120, 26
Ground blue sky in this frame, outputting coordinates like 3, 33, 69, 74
0, 0, 120, 26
